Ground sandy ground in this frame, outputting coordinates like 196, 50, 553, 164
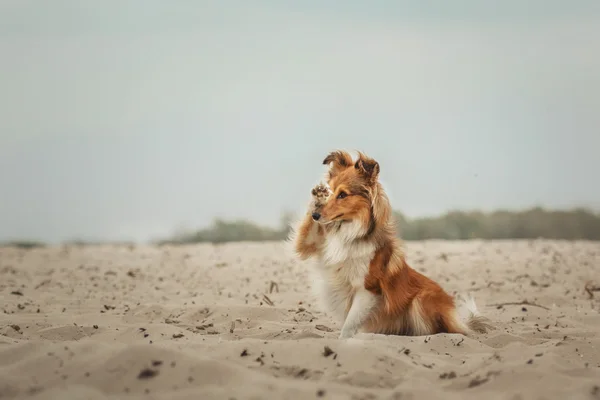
1, 240, 600, 400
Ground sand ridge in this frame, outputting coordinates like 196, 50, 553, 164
1, 240, 600, 399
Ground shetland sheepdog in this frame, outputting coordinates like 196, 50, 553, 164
289, 150, 491, 339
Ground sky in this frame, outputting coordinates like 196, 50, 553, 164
1, 1, 599, 243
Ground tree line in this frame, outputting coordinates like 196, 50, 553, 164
157, 207, 600, 244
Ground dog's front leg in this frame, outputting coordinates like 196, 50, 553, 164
291, 183, 330, 260
339, 289, 378, 339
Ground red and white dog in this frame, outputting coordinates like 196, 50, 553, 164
290, 150, 491, 339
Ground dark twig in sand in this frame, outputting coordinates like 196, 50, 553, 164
584, 281, 600, 299
323, 346, 335, 357
262, 294, 274, 306
468, 376, 489, 388
488, 300, 550, 311
34, 279, 51, 290
315, 325, 333, 332
137, 368, 158, 379
269, 281, 279, 294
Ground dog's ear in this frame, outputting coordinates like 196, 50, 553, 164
322, 150, 353, 178
354, 152, 380, 183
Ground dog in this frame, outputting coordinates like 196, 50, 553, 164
289, 150, 491, 339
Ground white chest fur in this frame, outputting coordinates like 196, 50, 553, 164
310, 221, 377, 322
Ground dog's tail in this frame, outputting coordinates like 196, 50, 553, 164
456, 294, 494, 334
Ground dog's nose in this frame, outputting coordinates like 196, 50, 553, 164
311, 212, 321, 221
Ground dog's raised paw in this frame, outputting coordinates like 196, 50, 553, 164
311, 183, 331, 207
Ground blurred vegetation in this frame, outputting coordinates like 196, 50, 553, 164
0, 240, 138, 249
3, 208, 598, 247
158, 207, 600, 244
158, 212, 296, 245
394, 207, 600, 240
0, 241, 46, 249
62, 239, 136, 246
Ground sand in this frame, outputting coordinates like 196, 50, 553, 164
1, 240, 600, 400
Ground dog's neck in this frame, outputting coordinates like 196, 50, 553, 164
321, 220, 376, 265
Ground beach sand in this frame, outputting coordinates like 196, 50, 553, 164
1, 240, 599, 399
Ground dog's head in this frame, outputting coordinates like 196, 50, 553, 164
313, 150, 388, 238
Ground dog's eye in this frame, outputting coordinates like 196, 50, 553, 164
337, 191, 347, 199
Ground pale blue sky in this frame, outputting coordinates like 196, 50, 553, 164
1, 1, 599, 242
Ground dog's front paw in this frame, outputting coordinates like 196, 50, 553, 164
338, 328, 355, 340
311, 183, 331, 208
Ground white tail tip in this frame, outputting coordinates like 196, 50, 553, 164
456, 294, 494, 334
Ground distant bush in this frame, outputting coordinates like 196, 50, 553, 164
159, 207, 600, 244
158, 218, 290, 245
394, 207, 600, 240
62, 240, 137, 247
0, 241, 46, 249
